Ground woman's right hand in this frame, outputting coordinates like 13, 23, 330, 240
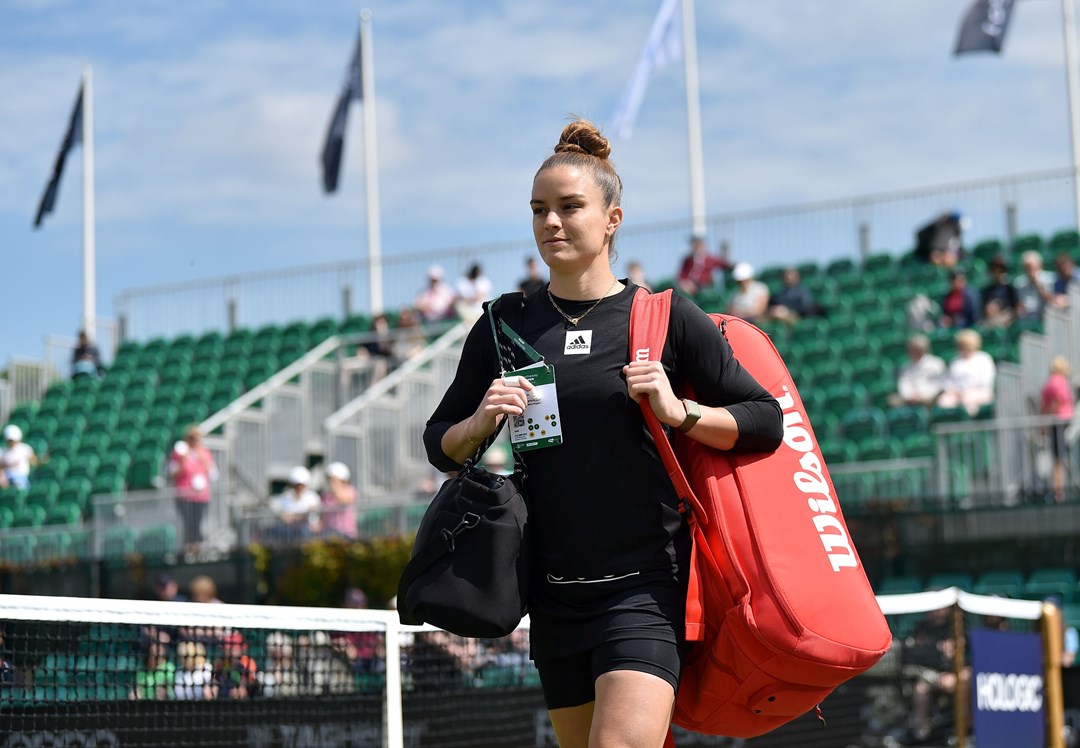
466, 375, 535, 439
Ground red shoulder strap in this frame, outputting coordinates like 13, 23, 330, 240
628, 288, 706, 523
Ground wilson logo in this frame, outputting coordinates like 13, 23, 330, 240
634, 347, 650, 362
776, 386, 858, 573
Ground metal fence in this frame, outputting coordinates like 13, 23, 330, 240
113, 167, 1080, 343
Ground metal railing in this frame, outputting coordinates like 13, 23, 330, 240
113, 167, 1080, 344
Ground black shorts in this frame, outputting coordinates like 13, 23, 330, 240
533, 636, 684, 710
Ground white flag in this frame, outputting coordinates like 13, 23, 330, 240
609, 0, 683, 140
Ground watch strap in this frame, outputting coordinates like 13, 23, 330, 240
677, 398, 701, 433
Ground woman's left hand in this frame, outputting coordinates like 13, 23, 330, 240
623, 360, 683, 427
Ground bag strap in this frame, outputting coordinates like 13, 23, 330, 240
628, 287, 708, 643
627, 288, 706, 522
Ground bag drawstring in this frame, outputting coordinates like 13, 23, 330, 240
441, 512, 480, 552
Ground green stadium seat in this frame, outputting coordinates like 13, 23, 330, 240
34, 531, 73, 564
1049, 228, 1080, 250
926, 572, 973, 592
78, 431, 112, 457
29, 415, 58, 444
117, 407, 149, 432
46, 501, 83, 526
1012, 232, 1045, 254
91, 471, 126, 498
0, 506, 13, 529
103, 527, 136, 561
857, 436, 903, 462
10, 505, 47, 529
188, 359, 221, 383
840, 408, 886, 442
973, 570, 1025, 598
876, 575, 923, 595
0, 486, 26, 512
25, 482, 59, 512
66, 454, 101, 482
929, 405, 970, 425
1023, 568, 1077, 603
135, 524, 177, 557
128, 454, 163, 490
820, 382, 867, 420
971, 238, 1005, 264
33, 456, 69, 484
885, 406, 929, 440
310, 316, 340, 343
900, 433, 935, 459
819, 439, 859, 464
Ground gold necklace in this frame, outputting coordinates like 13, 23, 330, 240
546, 279, 620, 326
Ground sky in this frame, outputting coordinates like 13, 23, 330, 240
2, 0, 1078, 364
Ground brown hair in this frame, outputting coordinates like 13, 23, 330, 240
536, 119, 623, 211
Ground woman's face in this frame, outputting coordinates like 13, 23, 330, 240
531, 165, 621, 274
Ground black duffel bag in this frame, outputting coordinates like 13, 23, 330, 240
397, 454, 530, 638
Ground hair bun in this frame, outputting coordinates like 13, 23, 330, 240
554, 119, 611, 160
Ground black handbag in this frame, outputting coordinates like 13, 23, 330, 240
397, 294, 534, 638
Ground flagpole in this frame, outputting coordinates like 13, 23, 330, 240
681, 0, 707, 239
1061, 0, 1080, 227
359, 9, 383, 315
82, 64, 97, 340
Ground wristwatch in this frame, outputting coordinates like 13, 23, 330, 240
677, 398, 701, 433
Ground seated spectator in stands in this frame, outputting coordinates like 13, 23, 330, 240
271, 466, 322, 534
0, 425, 37, 490
392, 308, 427, 362
905, 294, 941, 334
258, 631, 301, 697
139, 573, 187, 649
332, 588, 385, 675
0, 625, 16, 691
936, 329, 996, 417
188, 574, 223, 605
296, 630, 353, 695
214, 631, 259, 699
132, 637, 175, 701
362, 313, 396, 382
914, 211, 965, 268
167, 425, 217, 556
413, 265, 456, 323
1052, 252, 1080, 309
938, 268, 980, 329
767, 267, 816, 324
71, 329, 103, 379
174, 640, 215, 700
405, 631, 474, 693
980, 254, 1018, 327
1040, 356, 1075, 503
627, 260, 652, 292
320, 462, 358, 540
1014, 250, 1056, 320
518, 256, 546, 297
891, 334, 946, 408
903, 606, 966, 742
726, 263, 769, 323
454, 262, 492, 322
676, 235, 728, 295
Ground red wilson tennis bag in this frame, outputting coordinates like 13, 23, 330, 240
629, 289, 891, 742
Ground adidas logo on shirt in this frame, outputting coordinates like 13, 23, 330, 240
564, 330, 593, 355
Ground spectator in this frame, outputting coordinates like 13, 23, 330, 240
1052, 252, 1080, 309
332, 588, 385, 675
132, 637, 176, 701
296, 630, 353, 695
139, 573, 187, 649
0, 425, 37, 490
454, 262, 493, 322
413, 265, 456, 324
767, 267, 816, 324
1040, 356, 1075, 503
0, 625, 16, 691
938, 268, 980, 329
189, 575, 222, 605
903, 606, 965, 742
914, 211, 965, 268
362, 313, 396, 383
1014, 250, 1056, 320
891, 334, 946, 408
627, 260, 652, 292
321, 462, 358, 540
980, 254, 1018, 328
167, 425, 217, 556
214, 631, 258, 699
71, 330, 103, 380
936, 329, 996, 417
271, 466, 321, 533
258, 631, 301, 697
726, 262, 769, 323
676, 235, 728, 296
174, 640, 215, 700
518, 256, 546, 297
392, 308, 427, 362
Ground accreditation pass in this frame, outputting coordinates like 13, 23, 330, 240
506, 362, 563, 452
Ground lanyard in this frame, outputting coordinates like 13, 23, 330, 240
486, 297, 544, 371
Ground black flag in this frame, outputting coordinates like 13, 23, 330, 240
34, 83, 84, 228
954, 0, 1017, 55
321, 26, 363, 194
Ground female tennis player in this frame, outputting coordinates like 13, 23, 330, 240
423, 119, 783, 747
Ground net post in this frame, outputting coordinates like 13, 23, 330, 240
384, 616, 405, 748
1041, 601, 1066, 748
952, 602, 968, 748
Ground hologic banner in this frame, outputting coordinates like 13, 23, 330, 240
970, 628, 1045, 748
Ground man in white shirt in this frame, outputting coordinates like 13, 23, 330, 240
1013, 251, 1056, 320
271, 467, 321, 527
0, 425, 37, 490
893, 335, 946, 408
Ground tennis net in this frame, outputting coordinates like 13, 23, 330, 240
0, 590, 1061, 747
